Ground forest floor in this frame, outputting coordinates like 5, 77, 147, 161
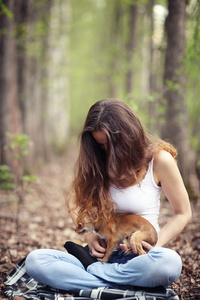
0, 145, 200, 299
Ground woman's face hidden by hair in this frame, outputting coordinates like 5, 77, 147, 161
92, 130, 107, 151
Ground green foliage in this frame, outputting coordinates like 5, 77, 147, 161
125, 98, 139, 112
145, 92, 158, 103
1, 133, 39, 231
22, 174, 40, 185
69, 0, 146, 134
0, 165, 13, 181
68, 0, 168, 136
158, 98, 167, 116
165, 80, 180, 92
0, 165, 15, 191
4, 132, 39, 186
25, 20, 48, 59
119, 0, 148, 5
3, 133, 39, 230
0, 0, 13, 19
13, 1, 50, 60
14, 23, 28, 46
5, 132, 33, 159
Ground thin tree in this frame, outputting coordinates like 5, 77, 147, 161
0, 0, 22, 166
125, 3, 138, 96
162, 0, 197, 191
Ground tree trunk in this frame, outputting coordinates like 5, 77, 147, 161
162, 0, 197, 190
14, 0, 29, 133
46, 0, 70, 153
107, 1, 122, 97
0, 0, 21, 166
147, 0, 157, 129
125, 4, 138, 96
24, 1, 53, 165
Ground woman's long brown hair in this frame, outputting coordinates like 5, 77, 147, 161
68, 98, 177, 224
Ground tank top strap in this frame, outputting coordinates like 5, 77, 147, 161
146, 158, 160, 189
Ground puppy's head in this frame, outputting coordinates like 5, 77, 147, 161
75, 219, 94, 234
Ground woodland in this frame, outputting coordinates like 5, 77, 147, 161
0, 0, 200, 299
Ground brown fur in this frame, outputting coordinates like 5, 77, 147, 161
75, 213, 158, 262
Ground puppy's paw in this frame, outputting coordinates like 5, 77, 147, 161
124, 247, 133, 255
98, 257, 108, 262
137, 248, 146, 255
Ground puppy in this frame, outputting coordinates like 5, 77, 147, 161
75, 213, 158, 262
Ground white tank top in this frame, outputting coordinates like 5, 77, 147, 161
110, 159, 161, 232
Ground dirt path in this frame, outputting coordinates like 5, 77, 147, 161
0, 145, 200, 299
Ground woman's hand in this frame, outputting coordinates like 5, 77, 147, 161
141, 241, 154, 252
84, 232, 106, 259
118, 241, 154, 254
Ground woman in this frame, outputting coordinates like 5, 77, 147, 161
25, 98, 191, 290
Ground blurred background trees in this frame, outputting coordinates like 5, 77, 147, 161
0, 0, 199, 195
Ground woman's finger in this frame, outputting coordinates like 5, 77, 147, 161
142, 241, 153, 252
131, 242, 138, 254
118, 243, 128, 252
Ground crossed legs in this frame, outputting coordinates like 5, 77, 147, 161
25, 247, 182, 291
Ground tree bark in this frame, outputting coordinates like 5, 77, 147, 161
14, 0, 29, 132
126, 4, 138, 96
107, 0, 122, 97
162, 0, 196, 189
46, 0, 70, 153
147, 0, 157, 126
0, 0, 21, 166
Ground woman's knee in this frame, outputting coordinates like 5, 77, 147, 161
149, 247, 182, 286
25, 249, 45, 276
158, 247, 182, 272
163, 248, 182, 282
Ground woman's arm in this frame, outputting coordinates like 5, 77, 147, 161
120, 150, 192, 254
153, 150, 192, 247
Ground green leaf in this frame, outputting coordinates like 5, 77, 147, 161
0, 0, 13, 19
0, 182, 15, 191
22, 174, 40, 184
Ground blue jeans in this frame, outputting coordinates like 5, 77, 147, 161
25, 247, 182, 291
